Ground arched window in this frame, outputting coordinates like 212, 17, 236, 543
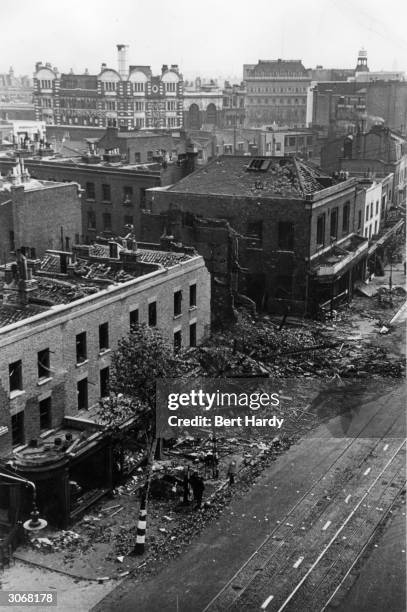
206, 103, 217, 125
189, 104, 201, 130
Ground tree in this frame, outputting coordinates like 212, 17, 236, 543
98, 323, 185, 553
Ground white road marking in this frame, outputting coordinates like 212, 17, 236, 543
276, 438, 406, 612
322, 520, 331, 531
293, 556, 304, 568
261, 594, 274, 609
363, 467, 371, 476
344, 495, 351, 504
383, 444, 389, 451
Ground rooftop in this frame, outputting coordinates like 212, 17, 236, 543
166, 155, 339, 198
0, 239, 197, 329
0, 159, 70, 192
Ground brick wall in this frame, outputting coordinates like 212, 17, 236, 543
11, 182, 81, 256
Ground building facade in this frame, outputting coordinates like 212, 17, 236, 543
243, 60, 310, 128
33, 46, 184, 130
0, 242, 210, 456
0, 159, 82, 260
143, 155, 368, 316
0, 133, 198, 243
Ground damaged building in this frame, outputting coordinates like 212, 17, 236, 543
142, 155, 370, 317
0, 239, 210, 526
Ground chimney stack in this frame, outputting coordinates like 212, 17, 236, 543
117, 44, 129, 78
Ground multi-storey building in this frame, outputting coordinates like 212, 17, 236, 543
33, 45, 184, 130
0, 159, 81, 260
243, 59, 310, 128
0, 68, 32, 104
0, 240, 210, 456
144, 155, 368, 316
321, 125, 407, 207
0, 130, 198, 243
0, 240, 210, 526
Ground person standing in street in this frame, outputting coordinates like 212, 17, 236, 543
189, 472, 205, 509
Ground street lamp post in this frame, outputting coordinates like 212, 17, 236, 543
0, 471, 47, 532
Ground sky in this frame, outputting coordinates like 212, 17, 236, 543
2, 0, 407, 81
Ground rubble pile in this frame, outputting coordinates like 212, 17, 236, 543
29, 530, 88, 553
118, 436, 298, 574
191, 312, 405, 379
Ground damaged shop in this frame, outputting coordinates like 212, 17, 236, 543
0, 416, 113, 531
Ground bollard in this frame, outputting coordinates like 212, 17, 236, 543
134, 496, 147, 555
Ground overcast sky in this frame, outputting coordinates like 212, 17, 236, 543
2, 0, 407, 80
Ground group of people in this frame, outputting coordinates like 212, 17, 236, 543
183, 459, 238, 510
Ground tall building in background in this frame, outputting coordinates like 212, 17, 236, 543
33, 45, 184, 130
243, 59, 310, 128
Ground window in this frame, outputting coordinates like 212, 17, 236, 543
39, 397, 51, 430
76, 332, 87, 364
11, 412, 24, 446
134, 152, 141, 163
166, 82, 177, 92
100, 367, 110, 398
85, 182, 95, 200
124, 215, 133, 226
140, 188, 147, 209
278, 221, 295, 250
133, 82, 144, 92
87, 210, 96, 230
135, 118, 145, 129
342, 202, 350, 233
9, 360, 22, 393
147, 151, 153, 162
289, 137, 296, 147
246, 221, 263, 241
276, 142, 281, 152
374, 221, 378, 234
77, 378, 88, 410
167, 100, 176, 111
104, 81, 116, 92
376, 201, 379, 215
148, 301, 157, 326
99, 322, 109, 351
134, 101, 144, 111
358, 210, 362, 230
189, 284, 197, 308
123, 185, 133, 205
174, 330, 182, 352
330, 207, 338, 240
102, 184, 111, 201
174, 290, 182, 317
103, 213, 112, 231
130, 308, 139, 328
365, 206, 369, 222
189, 322, 197, 347
316, 213, 325, 247
38, 348, 50, 380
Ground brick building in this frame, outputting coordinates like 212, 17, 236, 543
143, 155, 368, 315
0, 159, 81, 261
0, 240, 210, 457
243, 60, 310, 128
33, 45, 184, 130
321, 125, 407, 207
0, 133, 197, 243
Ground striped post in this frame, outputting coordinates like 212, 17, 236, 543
134, 495, 147, 555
